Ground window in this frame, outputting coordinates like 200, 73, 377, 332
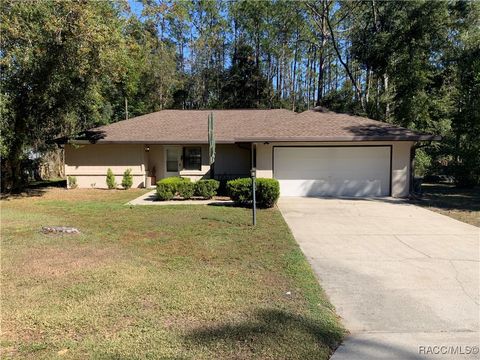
166, 149, 179, 172
183, 147, 202, 171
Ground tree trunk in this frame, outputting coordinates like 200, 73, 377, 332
312, 47, 317, 108
325, 6, 365, 111
365, 67, 371, 103
292, 37, 299, 111
384, 74, 390, 120
9, 117, 27, 193
306, 45, 311, 109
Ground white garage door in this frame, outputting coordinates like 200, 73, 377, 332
274, 146, 391, 197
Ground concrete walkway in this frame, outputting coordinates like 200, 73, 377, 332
278, 197, 479, 360
126, 190, 234, 206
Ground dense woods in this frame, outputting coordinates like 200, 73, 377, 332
1, 0, 479, 191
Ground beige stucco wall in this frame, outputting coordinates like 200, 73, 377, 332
65, 144, 146, 188
255, 141, 414, 197
65, 141, 413, 196
391, 141, 413, 197
145, 144, 164, 186
65, 143, 215, 188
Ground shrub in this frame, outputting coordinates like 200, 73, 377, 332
106, 168, 116, 189
178, 181, 195, 199
227, 178, 252, 205
194, 179, 220, 199
256, 178, 280, 208
67, 176, 77, 189
156, 177, 191, 200
227, 177, 280, 208
121, 168, 133, 189
156, 184, 175, 201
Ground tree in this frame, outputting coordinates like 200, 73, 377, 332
448, 1, 480, 186
221, 43, 271, 108
121, 168, 133, 189
2, 0, 479, 189
106, 168, 116, 189
0, 0, 128, 192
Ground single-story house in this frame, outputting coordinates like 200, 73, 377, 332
62, 108, 440, 197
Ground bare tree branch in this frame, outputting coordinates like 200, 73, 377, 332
324, 2, 365, 110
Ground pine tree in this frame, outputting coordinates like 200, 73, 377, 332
106, 168, 116, 190
121, 169, 133, 190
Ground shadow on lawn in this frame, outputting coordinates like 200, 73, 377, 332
411, 183, 480, 212
1, 179, 66, 200
184, 308, 343, 354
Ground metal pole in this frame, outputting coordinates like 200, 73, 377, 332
251, 143, 256, 226
252, 173, 256, 226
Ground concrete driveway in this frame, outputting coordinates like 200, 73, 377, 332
278, 197, 479, 360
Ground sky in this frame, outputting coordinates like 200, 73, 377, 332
128, 0, 144, 18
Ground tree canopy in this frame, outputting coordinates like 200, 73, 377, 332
1, 0, 479, 191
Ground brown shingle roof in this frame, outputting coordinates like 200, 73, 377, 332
73, 108, 440, 144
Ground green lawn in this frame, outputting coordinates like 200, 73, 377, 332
1, 188, 344, 359
411, 184, 480, 227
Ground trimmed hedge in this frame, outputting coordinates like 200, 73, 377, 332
227, 178, 280, 208
179, 181, 194, 199
157, 177, 220, 200
256, 178, 281, 208
226, 178, 251, 205
194, 179, 220, 199
156, 177, 193, 200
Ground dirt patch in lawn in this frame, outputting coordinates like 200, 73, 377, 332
10, 245, 122, 280
1, 187, 148, 203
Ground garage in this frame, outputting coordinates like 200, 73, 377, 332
273, 146, 392, 197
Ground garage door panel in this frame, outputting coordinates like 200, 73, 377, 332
279, 179, 386, 197
274, 147, 391, 197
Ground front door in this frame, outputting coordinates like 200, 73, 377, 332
165, 146, 181, 177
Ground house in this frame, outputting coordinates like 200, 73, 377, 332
62, 108, 440, 197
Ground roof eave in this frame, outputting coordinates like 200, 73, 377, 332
63, 135, 442, 145
235, 135, 442, 142
67, 139, 234, 145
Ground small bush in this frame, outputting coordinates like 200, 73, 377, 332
67, 176, 77, 189
156, 177, 191, 200
194, 179, 220, 199
106, 168, 116, 189
227, 177, 280, 208
178, 181, 195, 199
121, 168, 133, 189
256, 178, 280, 208
227, 178, 252, 205
156, 184, 175, 200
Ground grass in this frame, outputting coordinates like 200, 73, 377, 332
1, 188, 345, 359
411, 183, 480, 227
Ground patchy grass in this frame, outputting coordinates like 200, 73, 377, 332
1, 188, 345, 359
411, 184, 480, 227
